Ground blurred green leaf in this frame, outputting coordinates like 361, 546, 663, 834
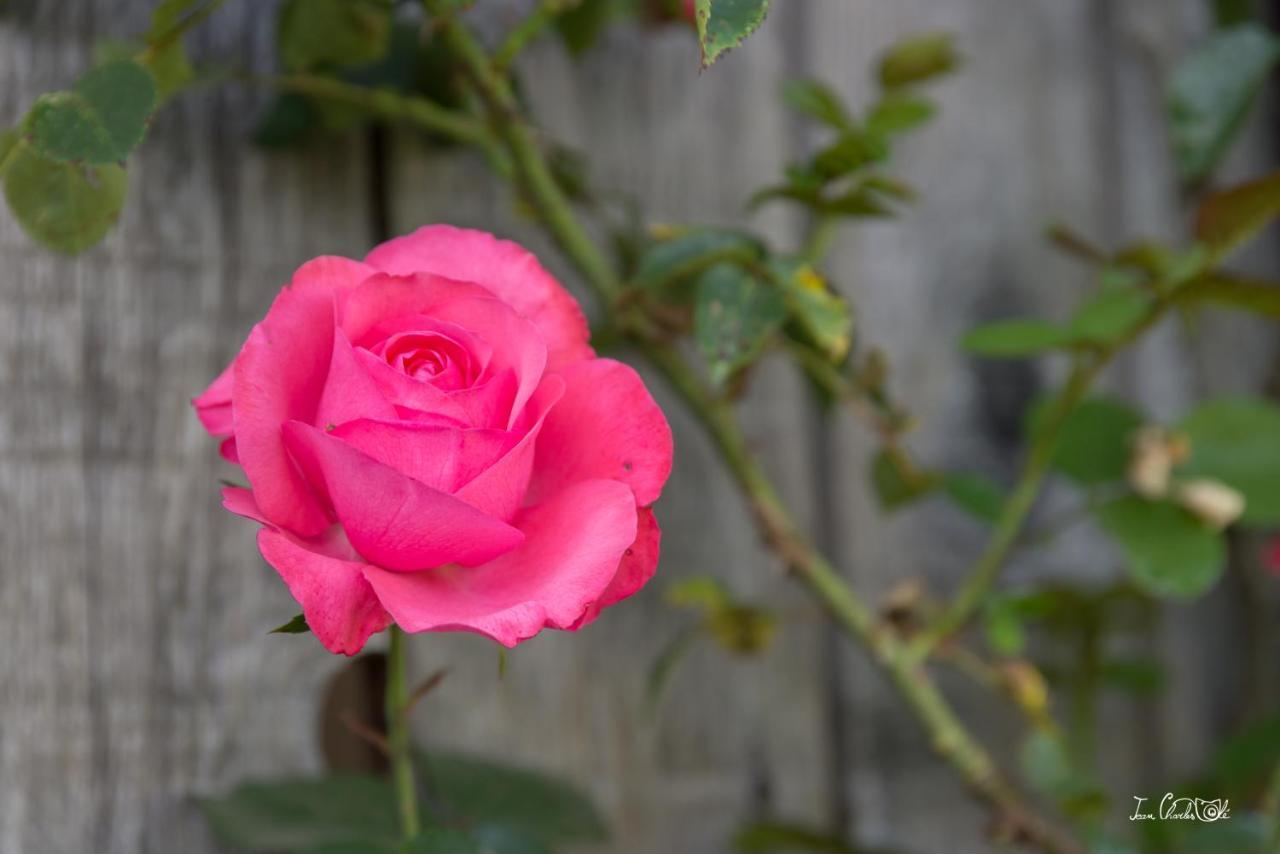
1068, 286, 1151, 344
1195, 169, 1280, 262
254, 92, 321, 147
666, 575, 731, 611
1176, 273, 1280, 319
1212, 0, 1257, 26
734, 821, 860, 852
1098, 658, 1166, 695
1168, 24, 1280, 183
1032, 397, 1144, 486
695, 0, 773, 69
782, 78, 854, 131
26, 60, 157, 165
871, 448, 939, 511
812, 131, 888, 179
877, 32, 959, 89
200, 776, 401, 851
961, 319, 1074, 357
983, 597, 1026, 655
694, 262, 787, 385
1020, 730, 1108, 821
1177, 397, 1280, 526
279, 0, 393, 72
1211, 712, 1280, 792
415, 751, 607, 845
634, 228, 764, 294
270, 613, 310, 634
2, 137, 128, 253
708, 604, 778, 654
770, 256, 852, 361
944, 471, 1005, 524
865, 94, 936, 138
556, 0, 617, 57
1095, 497, 1226, 599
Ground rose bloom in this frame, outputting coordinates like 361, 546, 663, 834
194, 226, 673, 654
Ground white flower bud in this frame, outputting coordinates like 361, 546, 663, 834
1174, 478, 1245, 531
1128, 426, 1173, 499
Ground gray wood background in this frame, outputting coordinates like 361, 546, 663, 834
1, 1, 1277, 852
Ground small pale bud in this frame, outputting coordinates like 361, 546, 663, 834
1174, 478, 1245, 531
1128, 426, 1173, 499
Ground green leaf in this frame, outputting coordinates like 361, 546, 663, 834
1095, 497, 1226, 599
734, 821, 859, 853
770, 256, 852, 361
812, 131, 888, 179
556, 0, 617, 57
414, 751, 608, 845
279, 0, 393, 72
1176, 273, 1280, 319
1020, 730, 1103, 813
2, 138, 127, 253
1098, 658, 1166, 696
469, 825, 552, 854
1194, 169, 1280, 262
26, 60, 157, 165
200, 776, 400, 851
982, 597, 1025, 655
877, 32, 959, 89
634, 228, 764, 294
781, 78, 854, 131
695, 0, 773, 69
1177, 397, 1280, 526
1168, 24, 1280, 182
1068, 286, 1151, 344
271, 613, 310, 634
1033, 397, 1144, 486
865, 94, 937, 138
871, 448, 939, 511
665, 575, 731, 612
944, 471, 1005, 523
707, 604, 778, 654
1211, 712, 1280, 791
961, 319, 1074, 357
694, 262, 787, 385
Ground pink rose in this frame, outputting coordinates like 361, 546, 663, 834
193, 226, 673, 654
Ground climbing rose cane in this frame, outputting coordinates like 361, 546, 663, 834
193, 226, 673, 654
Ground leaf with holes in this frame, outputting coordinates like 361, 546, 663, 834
1095, 497, 1226, 599
26, 59, 157, 165
694, 262, 786, 385
695, 0, 772, 69
1168, 24, 1280, 183
3, 138, 127, 253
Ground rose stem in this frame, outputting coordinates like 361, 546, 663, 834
386, 624, 421, 840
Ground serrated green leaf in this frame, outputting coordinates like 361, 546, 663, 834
1177, 397, 1280, 526
878, 32, 959, 89
3, 138, 127, 253
200, 776, 401, 851
1194, 169, 1280, 262
694, 262, 786, 385
1068, 286, 1152, 343
634, 228, 764, 294
781, 78, 854, 131
1095, 497, 1226, 599
27, 60, 157, 165
1029, 397, 1144, 486
961, 319, 1074, 357
1168, 24, 1280, 182
279, 0, 393, 72
695, 0, 773, 69
414, 751, 608, 845
865, 94, 937, 138
1176, 273, 1280, 319
770, 256, 851, 361
944, 471, 1005, 523
270, 613, 310, 634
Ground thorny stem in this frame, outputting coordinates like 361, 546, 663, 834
387, 625, 421, 840
425, 6, 1082, 850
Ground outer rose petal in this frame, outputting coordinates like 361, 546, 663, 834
364, 226, 593, 370
573, 506, 661, 629
258, 528, 391, 656
282, 421, 524, 570
528, 359, 673, 506
290, 255, 378, 294
363, 479, 637, 647
193, 362, 234, 437
233, 286, 336, 536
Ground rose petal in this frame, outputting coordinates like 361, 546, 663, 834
329, 419, 518, 495
291, 255, 378, 294
365, 225, 593, 370
315, 331, 400, 429
362, 479, 637, 647
221, 485, 270, 525
282, 421, 524, 571
258, 528, 391, 656
193, 362, 234, 437
529, 359, 673, 506
353, 347, 472, 424
233, 286, 336, 536
572, 506, 660, 629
